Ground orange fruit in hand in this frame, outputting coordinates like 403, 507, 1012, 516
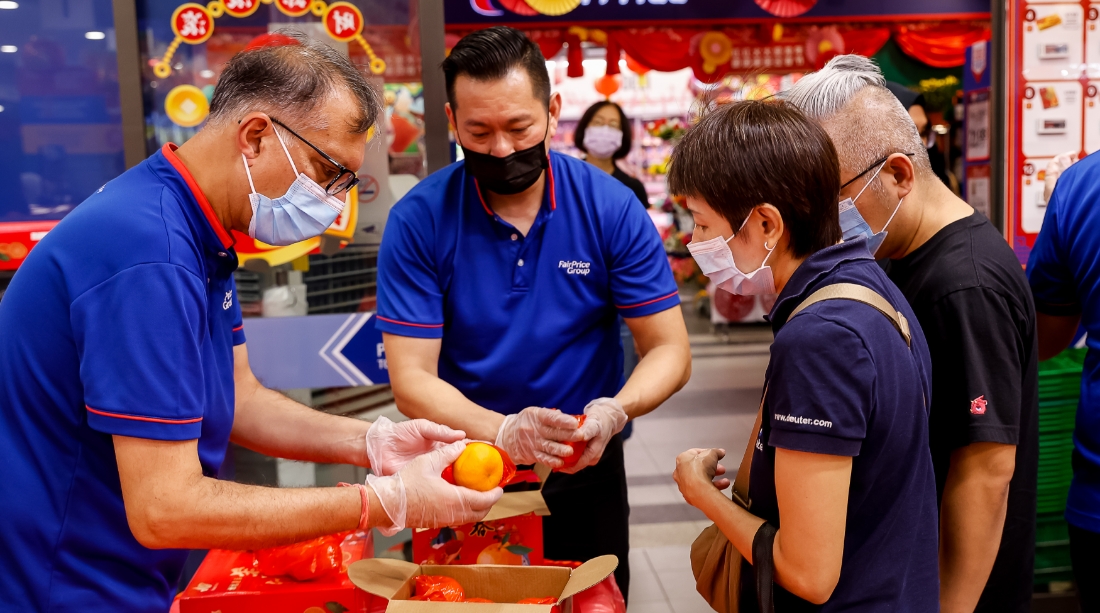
559, 414, 587, 470
452, 442, 505, 492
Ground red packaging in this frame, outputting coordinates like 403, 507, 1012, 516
558, 414, 587, 471
412, 512, 543, 567
180, 531, 378, 613
410, 576, 465, 602
255, 532, 347, 581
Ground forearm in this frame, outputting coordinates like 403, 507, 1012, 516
695, 489, 766, 564
391, 368, 504, 442
939, 465, 1012, 612
616, 341, 691, 419
127, 470, 391, 550
232, 384, 371, 467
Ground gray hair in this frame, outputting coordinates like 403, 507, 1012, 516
208, 29, 381, 134
782, 54, 933, 183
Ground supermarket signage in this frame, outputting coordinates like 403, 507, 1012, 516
243, 313, 390, 389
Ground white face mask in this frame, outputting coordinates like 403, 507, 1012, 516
837, 159, 905, 257
687, 211, 776, 296
583, 125, 623, 159
242, 127, 346, 247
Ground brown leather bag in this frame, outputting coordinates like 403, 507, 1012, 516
689, 283, 913, 613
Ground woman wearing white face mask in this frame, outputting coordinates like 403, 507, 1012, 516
574, 101, 648, 207
670, 100, 940, 612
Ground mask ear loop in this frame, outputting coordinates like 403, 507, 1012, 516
272, 126, 301, 177
853, 159, 889, 204
241, 155, 257, 194
726, 208, 754, 243
879, 196, 905, 234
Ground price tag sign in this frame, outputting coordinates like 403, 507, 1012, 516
966, 89, 991, 162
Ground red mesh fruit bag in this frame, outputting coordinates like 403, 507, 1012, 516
254, 532, 346, 581
410, 575, 466, 602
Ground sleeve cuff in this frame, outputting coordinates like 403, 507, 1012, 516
1034, 299, 1082, 317
85, 405, 203, 441
963, 424, 1020, 447
374, 315, 445, 339
769, 428, 863, 457
232, 324, 246, 346
617, 291, 681, 318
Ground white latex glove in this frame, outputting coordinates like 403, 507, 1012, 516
560, 398, 629, 474
1044, 151, 1080, 204
365, 415, 466, 476
366, 441, 503, 536
495, 407, 582, 468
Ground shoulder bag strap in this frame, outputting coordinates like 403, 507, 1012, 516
729, 282, 912, 510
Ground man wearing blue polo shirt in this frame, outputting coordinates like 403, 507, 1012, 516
0, 33, 500, 612
378, 27, 692, 598
1027, 153, 1100, 610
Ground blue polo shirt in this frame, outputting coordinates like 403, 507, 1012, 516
0, 144, 244, 612
1028, 153, 1100, 533
742, 239, 940, 611
376, 151, 678, 414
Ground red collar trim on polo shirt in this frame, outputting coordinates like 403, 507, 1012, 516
473, 156, 557, 217
161, 143, 234, 249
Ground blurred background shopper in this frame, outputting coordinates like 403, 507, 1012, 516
671, 99, 939, 611
785, 55, 1039, 613
376, 27, 691, 599
574, 100, 648, 207
1027, 151, 1100, 611
0, 32, 502, 612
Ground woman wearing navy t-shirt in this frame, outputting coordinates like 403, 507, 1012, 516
670, 100, 940, 611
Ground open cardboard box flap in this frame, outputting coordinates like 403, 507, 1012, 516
349, 555, 618, 611
482, 463, 552, 522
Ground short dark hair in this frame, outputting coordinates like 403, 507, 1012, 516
209, 29, 381, 133
574, 101, 632, 160
668, 100, 841, 258
441, 26, 550, 109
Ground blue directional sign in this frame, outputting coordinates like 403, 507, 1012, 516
243, 312, 390, 390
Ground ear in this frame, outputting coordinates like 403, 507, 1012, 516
755, 204, 786, 251
883, 152, 915, 200
547, 92, 563, 139
445, 102, 456, 132
238, 112, 274, 160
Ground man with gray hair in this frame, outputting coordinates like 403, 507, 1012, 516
786, 55, 1039, 613
0, 31, 501, 611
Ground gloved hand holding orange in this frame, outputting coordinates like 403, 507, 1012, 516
558, 414, 587, 471
441, 442, 517, 492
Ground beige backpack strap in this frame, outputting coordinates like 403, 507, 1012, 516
731, 386, 766, 510
787, 282, 911, 348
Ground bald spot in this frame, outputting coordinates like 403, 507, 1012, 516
816, 86, 934, 182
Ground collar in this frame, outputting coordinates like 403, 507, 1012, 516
767, 237, 874, 332
161, 143, 234, 249
472, 152, 558, 217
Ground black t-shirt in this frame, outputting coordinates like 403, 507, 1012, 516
884, 211, 1039, 613
612, 167, 649, 208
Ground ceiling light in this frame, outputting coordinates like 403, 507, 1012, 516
199, 69, 215, 78
85, 31, 106, 40
0, 1, 19, 9
1, 45, 16, 53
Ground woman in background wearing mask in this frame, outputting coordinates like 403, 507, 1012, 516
574, 101, 648, 207
670, 100, 940, 611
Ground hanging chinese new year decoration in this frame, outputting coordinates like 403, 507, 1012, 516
698, 31, 733, 74
804, 26, 845, 69
754, 0, 816, 18
524, 0, 582, 16
594, 74, 621, 98
153, 0, 387, 80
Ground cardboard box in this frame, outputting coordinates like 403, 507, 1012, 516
348, 555, 618, 613
412, 513, 543, 566
412, 465, 553, 566
180, 532, 377, 613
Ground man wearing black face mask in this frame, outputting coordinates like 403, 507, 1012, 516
376, 27, 692, 598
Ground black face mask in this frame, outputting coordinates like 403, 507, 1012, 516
460, 119, 550, 196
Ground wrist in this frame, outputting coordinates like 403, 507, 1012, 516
337, 482, 370, 531
365, 486, 393, 531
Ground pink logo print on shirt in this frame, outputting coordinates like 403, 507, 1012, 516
970, 395, 988, 415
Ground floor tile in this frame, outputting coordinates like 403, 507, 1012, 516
644, 545, 692, 572
627, 484, 683, 507
629, 522, 707, 548
626, 601, 675, 613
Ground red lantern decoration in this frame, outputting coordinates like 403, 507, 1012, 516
624, 53, 651, 75
594, 74, 621, 98
754, 0, 816, 18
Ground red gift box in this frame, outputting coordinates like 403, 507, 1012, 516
412, 512, 543, 566
180, 531, 379, 613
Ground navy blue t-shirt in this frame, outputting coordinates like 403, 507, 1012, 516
742, 239, 940, 612
376, 151, 679, 414
0, 144, 244, 612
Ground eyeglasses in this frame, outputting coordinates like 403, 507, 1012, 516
840, 152, 916, 190
270, 117, 360, 196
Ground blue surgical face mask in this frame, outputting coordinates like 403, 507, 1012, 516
838, 160, 904, 257
242, 128, 346, 246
